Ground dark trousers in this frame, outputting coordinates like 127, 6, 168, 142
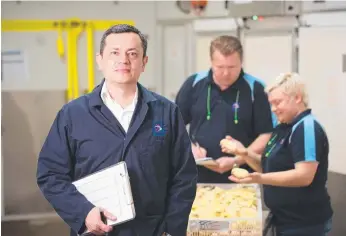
263, 212, 332, 236
276, 218, 332, 236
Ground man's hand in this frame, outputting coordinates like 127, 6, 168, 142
85, 207, 116, 235
220, 136, 247, 156
228, 172, 263, 184
191, 142, 207, 159
203, 157, 235, 174
215, 157, 235, 173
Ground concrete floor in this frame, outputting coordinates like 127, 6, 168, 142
1, 218, 69, 236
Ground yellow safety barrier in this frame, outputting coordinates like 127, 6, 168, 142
1, 19, 134, 32
56, 27, 65, 58
66, 25, 81, 100
1, 19, 135, 101
2, 20, 59, 31
86, 22, 95, 94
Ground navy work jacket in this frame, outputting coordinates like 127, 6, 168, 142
37, 81, 197, 236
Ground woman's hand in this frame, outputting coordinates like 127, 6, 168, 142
229, 172, 263, 184
220, 136, 248, 156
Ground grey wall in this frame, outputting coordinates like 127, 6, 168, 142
1, 91, 65, 215
1, 1, 157, 90
1, 1, 233, 91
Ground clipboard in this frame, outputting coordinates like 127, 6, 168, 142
72, 161, 136, 233
195, 157, 219, 166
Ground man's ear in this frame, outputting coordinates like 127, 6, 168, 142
142, 56, 148, 72
96, 53, 102, 70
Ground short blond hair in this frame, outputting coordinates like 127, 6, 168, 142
266, 73, 309, 107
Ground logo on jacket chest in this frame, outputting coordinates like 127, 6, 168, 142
152, 121, 166, 137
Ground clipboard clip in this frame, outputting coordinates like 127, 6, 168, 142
120, 172, 134, 205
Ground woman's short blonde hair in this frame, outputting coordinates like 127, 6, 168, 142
266, 72, 309, 107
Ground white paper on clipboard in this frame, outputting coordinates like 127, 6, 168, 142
72, 161, 136, 231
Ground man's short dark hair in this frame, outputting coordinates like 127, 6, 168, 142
99, 24, 148, 57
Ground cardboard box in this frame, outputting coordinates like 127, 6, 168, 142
188, 184, 262, 236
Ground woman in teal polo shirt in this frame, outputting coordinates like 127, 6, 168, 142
221, 73, 333, 236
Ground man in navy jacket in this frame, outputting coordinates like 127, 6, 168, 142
37, 24, 197, 236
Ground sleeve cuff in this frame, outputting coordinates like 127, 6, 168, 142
76, 202, 95, 235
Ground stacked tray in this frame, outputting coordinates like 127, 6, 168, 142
188, 184, 262, 236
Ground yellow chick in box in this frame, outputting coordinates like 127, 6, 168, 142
220, 138, 250, 179
231, 167, 249, 179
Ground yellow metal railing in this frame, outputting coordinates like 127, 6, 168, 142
2, 19, 135, 101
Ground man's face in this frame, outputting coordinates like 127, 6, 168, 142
211, 50, 242, 88
268, 87, 301, 124
96, 32, 148, 85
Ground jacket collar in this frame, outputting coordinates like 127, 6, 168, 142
88, 79, 157, 107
